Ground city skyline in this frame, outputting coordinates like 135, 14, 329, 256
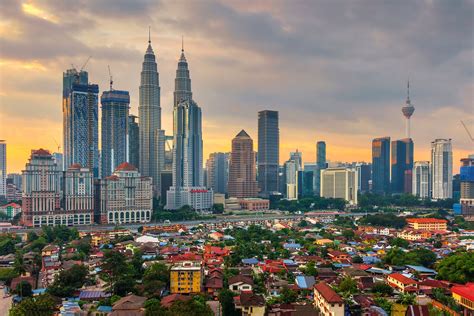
1, 1, 473, 174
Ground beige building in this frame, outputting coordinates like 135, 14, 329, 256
314, 282, 345, 316
98, 162, 152, 224
406, 218, 447, 231
228, 130, 258, 198
320, 167, 358, 205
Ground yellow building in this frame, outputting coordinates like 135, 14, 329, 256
452, 283, 474, 313
406, 218, 447, 231
170, 261, 203, 294
313, 282, 345, 316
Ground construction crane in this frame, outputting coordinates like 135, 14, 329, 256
52, 137, 61, 152
108, 65, 113, 90
461, 120, 474, 142
80, 56, 92, 71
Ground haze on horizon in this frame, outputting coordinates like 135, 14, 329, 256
0, 0, 473, 173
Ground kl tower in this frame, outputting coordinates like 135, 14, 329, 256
402, 80, 415, 138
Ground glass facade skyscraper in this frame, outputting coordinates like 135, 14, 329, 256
101, 90, 130, 178
257, 110, 279, 197
391, 138, 414, 193
372, 137, 391, 194
431, 139, 453, 199
62, 69, 99, 177
128, 115, 139, 169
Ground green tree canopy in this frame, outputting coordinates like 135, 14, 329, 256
436, 251, 474, 284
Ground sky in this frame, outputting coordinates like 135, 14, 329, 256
0, 0, 473, 174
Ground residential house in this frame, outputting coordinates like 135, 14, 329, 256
229, 275, 254, 293
313, 282, 345, 316
234, 292, 266, 316
111, 294, 146, 316
387, 273, 418, 293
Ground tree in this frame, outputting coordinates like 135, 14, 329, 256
342, 229, 355, 240
371, 282, 393, 296
397, 293, 416, 305
279, 287, 298, 304
167, 298, 214, 316
47, 264, 89, 297
15, 281, 32, 297
218, 289, 239, 316
390, 237, 409, 248
436, 251, 474, 283
352, 255, 363, 264
337, 276, 358, 295
374, 297, 392, 314
303, 261, 318, 277
140, 263, 169, 297
13, 251, 26, 275
9, 294, 56, 316
144, 298, 166, 316
298, 220, 309, 227
212, 204, 224, 214
0, 236, 16, 256
101, 250, 131, 294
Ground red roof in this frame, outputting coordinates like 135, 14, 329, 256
69, 163, 82, 169
115, 162, 137, 171
314, 282, 344, 304
451, 283, 474, 302
1, 202, 21, 208
406, 218, 447, 224
388, 273, 417, 285
160, 294, 191, 308
32, 148, 50, 156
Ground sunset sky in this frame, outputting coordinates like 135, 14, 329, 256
0, 0, 472, 174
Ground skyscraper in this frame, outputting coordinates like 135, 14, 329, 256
401, 81, 415, 138
257, 110, 279, 197
139, 34, 164, 195
356, 162, 372, 193
460, 155, 474, 220
391, 138, 414, 193
206, 152, 229, 194
412, 161, 430, 198
317, 141, 326, 169
166, 46, 212, 211
53, 152, 64, 171
101, 89, 130, 178
21, 149, 62, 227
431, 139, 453, 199
128, 115, 140, 169
284, 160, 298, 200
228, 130, 258, 198
62, 69, 99, 177
0, 140, 5, 198
320, 167, 358, 205
372, 137, 391, 194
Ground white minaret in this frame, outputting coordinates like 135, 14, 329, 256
402, 80, 415, 138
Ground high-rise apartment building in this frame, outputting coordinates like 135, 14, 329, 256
166, 47, 212, 211
170, 261, 203, 294
257, 110, 279, 197
62, 164, 94, 225
128, 115, 140, 169
372, 137, 391, 194
460, 155, 474, 220
62, 69, 99, 177
284, 160, 299, 200
431, 139, 453, 199
320, 167, 358, 205
391, 138, 414, 193
139, 36, 164, 195
101, 89, 130, 178
0, 140, 5, 198
21, 149, 62, 227
98, 162, 152, 224
317, 141, 326, 169
228, 130, 258, 198
303, 163, 319, 195
356, 163, 372, 193
412, 161, 430, 198
206, 152, 229, 194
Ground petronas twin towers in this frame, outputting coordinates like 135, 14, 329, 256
139, 35, 212, 211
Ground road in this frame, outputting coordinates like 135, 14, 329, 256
6, 211, 375, 234
0, 290, 12, 315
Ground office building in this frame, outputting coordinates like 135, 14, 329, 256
303, 163, 319, 195
320, 167, 358, 205
302, 169, 314, 196
7, 173, 22, 189
431, 139, 453, 199
355, 163, 372, 193
98, 162, 152, 224
62, 69, 99, 177
460, 155, 474, 220
412, 161, 430, 198
391, 138, 414, 193
21, 149, 62, 227
0, 140, 5, 198
257, 110, 279, 197
317, 141, 326, 168
290, 150, 303, 170
170, 261, 203, 294
139, 35, 164, 195
228, 130, 258, 198
206, 152, 229, 194
166, 46, 212, 211
62, 164, 94, 225
284, 160, 299, 200
372, 137, 390, 194
128, 115, 139, 169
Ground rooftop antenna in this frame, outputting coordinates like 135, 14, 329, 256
80, 56, 92, 71
108, 65, 113, 90
182, 35, 184, 52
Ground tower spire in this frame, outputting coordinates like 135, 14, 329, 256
181, 35, 184, 52
407, 79, 410, 101
148, 26, 151, 44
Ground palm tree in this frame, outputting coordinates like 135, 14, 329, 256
397, 293, 416, 305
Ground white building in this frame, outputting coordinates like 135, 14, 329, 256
320, 167, 358, 205
285, 160, 298, 200
431, 139, 453, 199
166, 187, 213, 212
99, 162, 153, 224
62, 164, 93, 225
0, 141, 5, 198
412, 161, 430, 198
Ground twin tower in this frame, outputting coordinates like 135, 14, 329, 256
139, 36, 212, 211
